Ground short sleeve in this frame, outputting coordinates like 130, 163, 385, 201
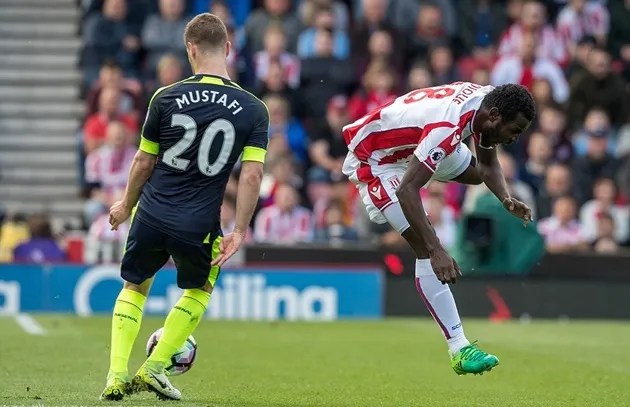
413, 123, 461, 173
139, 88, 163, 155
241, 100, 270, 163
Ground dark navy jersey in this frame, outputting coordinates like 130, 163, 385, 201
135, 74, 269, 245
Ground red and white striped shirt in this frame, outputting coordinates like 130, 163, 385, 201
342, 82, 492, 176
556, 2, 609, 47
498, 24, 568, 65
253, 205, 313, 244
537, 217, 586, 246
85, 145, 137, 202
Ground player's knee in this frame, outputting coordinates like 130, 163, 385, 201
201, 280, 214, 294
123, 280, 151, 296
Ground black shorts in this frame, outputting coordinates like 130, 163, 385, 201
121, 218, 222, 289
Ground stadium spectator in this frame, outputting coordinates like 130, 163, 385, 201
470, 67, 491, 86
530, 78, 554, 110
567, 47, 628, 127
354, 28, 402, 78
491, 31, 569, 104
254, 24, 301, 89
348, 61, 397, 122
83, 87, 139, 153
520, 131, 553, 196
13, 214, 65, 264
307, 95, 350, 184
579, 178, 629, 243
405, 3, 450, 64
457, 0, 507, 52
314, 199, 359, 243
312, 175, 356, 229
566, 35, 597, 79
84, 121, 137, 225
146, 54, 184, 99
299, 27, 355, 121
141, 0, 189, 77
572, 114, 620, 204
572, 107, 614, 157
263, 94, 308, 164
608, 0, 630, 64
225, 18, 255, 88
254, 183, 314, 243
259, 152, 303, 208
498, 0, 567, 65
425, 183, 457, 250
536, 163, 574, 219
299, 0, 349, 32
428, 44, 461, 85
82, 0, 140, 85
556, 0, 609, 54
350, 0, 399, 63
85, 60, 142, 116
591, 212, 620, 253
537, 195, 589, 253
255, 59, 298, 115
298, 4, 349, 60
406, 63, 434, 91
537, 104, 573, 163
245, 0, 301, 53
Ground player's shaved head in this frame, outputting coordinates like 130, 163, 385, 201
184, 13, 228, 53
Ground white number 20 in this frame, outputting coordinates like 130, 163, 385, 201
163, 114, 235, 176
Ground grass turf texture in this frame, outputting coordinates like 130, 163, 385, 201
1, 316, 629, 407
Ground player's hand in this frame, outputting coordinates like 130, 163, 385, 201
429, 248, 461, 285
109, 200, 131, 231
502, 197, 533, 226
211, 230, 245, 267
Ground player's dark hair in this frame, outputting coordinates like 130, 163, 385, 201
482, 84, 536, 123
184, 13, 228, 52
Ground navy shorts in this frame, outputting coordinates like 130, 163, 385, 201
121, 218, 222, 289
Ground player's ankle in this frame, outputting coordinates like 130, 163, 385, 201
107, 370, 129, 382
447, 335, 470, 356
144, 359, 166, 374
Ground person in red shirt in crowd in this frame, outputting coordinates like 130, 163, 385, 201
83, 86, 139, 153
348, 61, 397, 122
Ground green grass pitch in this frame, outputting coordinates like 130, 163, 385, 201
1, 316, 629, 407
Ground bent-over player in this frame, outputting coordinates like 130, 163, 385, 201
342, 82, 535, 375
101, 13, 269, 401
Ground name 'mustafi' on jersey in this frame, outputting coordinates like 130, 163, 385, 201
135, 74, 269, 245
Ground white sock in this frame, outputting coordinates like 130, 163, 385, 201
415, 258, 470, 355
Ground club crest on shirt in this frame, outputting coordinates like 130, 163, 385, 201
428, 147, 446, 164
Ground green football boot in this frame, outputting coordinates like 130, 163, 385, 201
451, 343, 499, 375
100, 376, 131, 401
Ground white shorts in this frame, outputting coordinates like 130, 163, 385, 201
343, 143, 472, 233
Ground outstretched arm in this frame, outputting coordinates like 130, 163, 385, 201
474, 145, 510, 202
475, 144, 532, 224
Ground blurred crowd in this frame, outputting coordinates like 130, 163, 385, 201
2, 0, 630, 264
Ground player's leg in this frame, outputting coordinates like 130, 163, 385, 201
101, 219, 170, 401
416, 143, 499, 374
132, 234, 221, 400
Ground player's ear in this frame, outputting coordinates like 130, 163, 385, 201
225, 41, 231, 59
488, 107, 501, 122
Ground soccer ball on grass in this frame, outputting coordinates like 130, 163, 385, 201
146, 327, 197, 376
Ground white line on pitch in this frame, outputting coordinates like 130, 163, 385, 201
14, 313, 46, 335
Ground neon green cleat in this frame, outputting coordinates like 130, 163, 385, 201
99, 377, 130, 401
131, 363, 182, 401
451, 343, 499, 376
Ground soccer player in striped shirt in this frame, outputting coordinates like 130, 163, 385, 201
342, 82, 536, 375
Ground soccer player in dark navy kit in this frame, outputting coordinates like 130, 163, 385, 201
100, 14, 268, 401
